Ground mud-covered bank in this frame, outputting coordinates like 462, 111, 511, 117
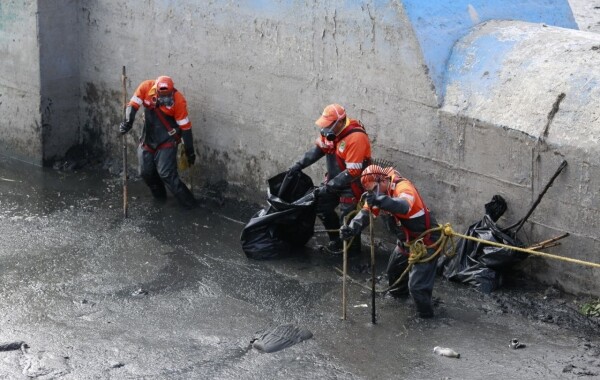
0, 157, 598, 379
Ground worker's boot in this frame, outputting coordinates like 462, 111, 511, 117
415, 302, 434, 319
172, 184, 198, 209
147, 182, 167, 201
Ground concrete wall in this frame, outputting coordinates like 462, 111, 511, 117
0, 0, 80, 166
74, 1, 600, 295
402, 0, 578, 103
0, 0, 42, 165
1, 1, 599, 295
38, 0, 80, 165
79, 0, 440, 192
442, 21, 600, 294
569, 0, 600, 33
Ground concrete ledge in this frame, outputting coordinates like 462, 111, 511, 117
442, 20, 600, 295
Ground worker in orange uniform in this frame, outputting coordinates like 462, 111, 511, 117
287, 104, 371, 256
119, 75, 197, 209
340, 165, 440, 318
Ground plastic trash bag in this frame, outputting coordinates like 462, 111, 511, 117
437, 195, 526, 293
251, 324, 313, 353
240, 171, 316, 260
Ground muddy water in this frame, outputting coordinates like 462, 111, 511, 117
0, 156, 598, 379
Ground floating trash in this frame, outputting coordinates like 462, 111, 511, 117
433, 346, 460, 358
509, 338, 526, 349
0, 341, 26, 351
251, 324, 312, 353
131, 288, 148, 297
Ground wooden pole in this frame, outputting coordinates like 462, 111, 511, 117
342, 239, 348, 320
511, 160, 567, 234
369, 210, 376, 324
121, 66, 128, 218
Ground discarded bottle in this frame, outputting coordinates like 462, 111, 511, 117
433, 346, 460, 358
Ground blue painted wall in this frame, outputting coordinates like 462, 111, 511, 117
445, 34, 519, 100
402, 0, 578, 103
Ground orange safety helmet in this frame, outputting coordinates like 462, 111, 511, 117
361, 164, 393, 191
315, 103, 346, 128
155, 75, 174, 96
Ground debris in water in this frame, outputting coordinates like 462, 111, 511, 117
131, 288, 148, 297
509, 338, 526, 349
0, 341, 26, 351
251, 324, 312, 353
433, 346, 460, 358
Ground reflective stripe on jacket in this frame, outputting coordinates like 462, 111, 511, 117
128, 79, 192, 149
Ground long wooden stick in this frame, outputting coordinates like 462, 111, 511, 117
511, 160, 567, 234
526, 232, 569, 250
342, 239, 348, 320
121, 66, 128, 218
369, 210, 376, 324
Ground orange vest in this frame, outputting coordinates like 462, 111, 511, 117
368, 171, 433, 243
128, 80, 191, 131
315, 119, 371, 200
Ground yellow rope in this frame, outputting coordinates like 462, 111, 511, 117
384, 226, 456, 294
441, 224, 600, 269
331, 195, 600, 298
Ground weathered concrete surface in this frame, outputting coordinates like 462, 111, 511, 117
0, 1, 43, 165
569, 0, 600, 33
76, 0, 440, 194
442, 21, 600, 295
0, 0, 80, 166
38, 0, 81, 165
1, 158, 600, 379
1, 1, 599, 296
402, 0, 578, 103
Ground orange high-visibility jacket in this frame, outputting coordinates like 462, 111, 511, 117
128, 80, 191, 131
367, 170, 434, 243
315, 118, 371, 200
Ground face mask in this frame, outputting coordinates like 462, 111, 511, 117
157, 94, 174, 107
320, 119, 341, 141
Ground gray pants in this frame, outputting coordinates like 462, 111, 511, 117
137, 145, 196, 209
387, 245, 438, 317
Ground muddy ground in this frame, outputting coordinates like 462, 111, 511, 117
0, 156, 599, 379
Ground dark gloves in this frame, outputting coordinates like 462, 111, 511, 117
187, 152, 196, 166
315, 183, 333, 197
365, 192, 387, 207
120, 105, 137, 135
180, 130, 195, 166
287, 162, 303, 176
119, 121, 132, 135
340, 210, 369, 240
364, 192, 410, 214
340, 225, 357, 241
327, 170, 353, 191
293, 146, 324, 170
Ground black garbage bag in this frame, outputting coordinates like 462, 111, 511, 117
437, 195, 527, 293
240, 171, 316, 260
